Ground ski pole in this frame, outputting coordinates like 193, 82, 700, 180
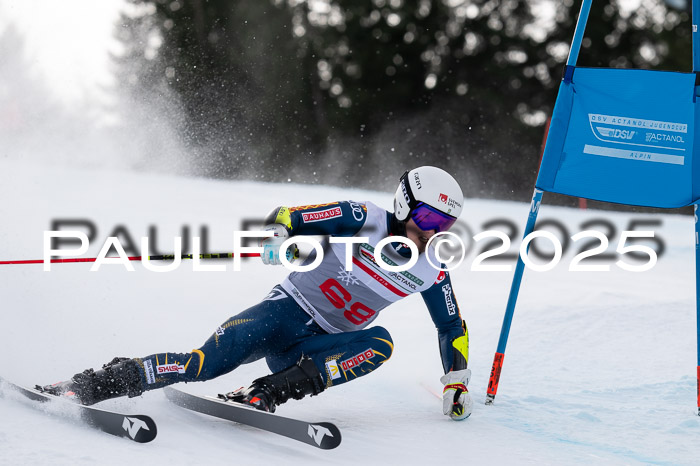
0, 252, 261, 266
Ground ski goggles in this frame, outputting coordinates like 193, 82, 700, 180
410, 202, 457, 232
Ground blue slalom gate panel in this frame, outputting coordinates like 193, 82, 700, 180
535, 67, 698, 208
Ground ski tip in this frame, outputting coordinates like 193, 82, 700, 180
121, 415, 158, 443
308, 422, 342, 449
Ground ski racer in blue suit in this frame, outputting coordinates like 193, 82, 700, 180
42, 166, 473, 420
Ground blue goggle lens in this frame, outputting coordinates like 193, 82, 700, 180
410, 203, 457, 232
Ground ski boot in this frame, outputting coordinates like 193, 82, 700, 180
38, 357, 144, 406
220, 356, 325, 413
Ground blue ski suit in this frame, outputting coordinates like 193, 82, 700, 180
134, 201, 468, 391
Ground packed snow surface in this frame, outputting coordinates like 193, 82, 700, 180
1, 161, 699, 465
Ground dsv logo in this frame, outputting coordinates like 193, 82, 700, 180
598, 127, 635, 140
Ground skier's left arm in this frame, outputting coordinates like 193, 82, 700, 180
259, 201, 368, 265
421, 271, 472, 420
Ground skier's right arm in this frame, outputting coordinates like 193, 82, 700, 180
260, 202, 368, 265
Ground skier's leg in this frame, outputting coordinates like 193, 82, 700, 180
225, 326, 393, 412
40, 286, 310, 405
269, 325, 394, 388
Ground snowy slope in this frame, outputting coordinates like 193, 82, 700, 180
1, 160, 699, 465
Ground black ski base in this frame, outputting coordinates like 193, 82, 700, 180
163, 386, 341, 449
0, 376, 157, 443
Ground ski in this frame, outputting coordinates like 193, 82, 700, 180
0, 376, 157, 443
163, 386, 341, 449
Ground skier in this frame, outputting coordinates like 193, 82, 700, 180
41, 166, 473, 420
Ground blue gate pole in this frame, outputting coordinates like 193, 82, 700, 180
565, 0, 593, 66
695, 206, 700, 415
485, 0, 592, 405
693, 0, 700, 416
486, 189, 543, 404
693, 0, 699, 72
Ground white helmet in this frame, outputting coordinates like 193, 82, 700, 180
393, 166, 463, 232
